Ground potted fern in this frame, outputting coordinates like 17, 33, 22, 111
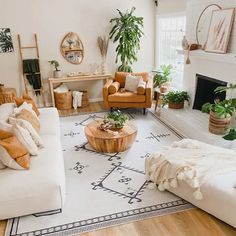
49, 60, 61, 78
109, 7, 144, 72
162, 91, 190, 109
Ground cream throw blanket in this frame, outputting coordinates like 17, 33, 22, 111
72, 91, 83, 109
145, 139, 236, 200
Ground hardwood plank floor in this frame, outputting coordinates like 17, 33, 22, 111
0, 102, 235, 236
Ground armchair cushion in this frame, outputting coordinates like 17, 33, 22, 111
108, 90, 145, 103
124, 75, 141, 92
114, 72, 149, 88
137, 79, 146, 95
108, 82, 120, 94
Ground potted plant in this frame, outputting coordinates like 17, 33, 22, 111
100, 110, 129, 131
48, 60, 61, 78
201, 84, 236, 135
153, 64, 173, 93
109, 7, 144, 72
162, 91, 190, 109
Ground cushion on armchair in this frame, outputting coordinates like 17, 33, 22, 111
137, 78, 146, 95
108, 82, 120, 94
124, 75, 141, 92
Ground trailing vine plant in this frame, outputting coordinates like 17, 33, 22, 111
109, 7, 144, 72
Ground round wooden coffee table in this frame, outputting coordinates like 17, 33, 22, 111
84, 121, 137, 153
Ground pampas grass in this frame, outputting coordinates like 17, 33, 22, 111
97, 36, 109, 60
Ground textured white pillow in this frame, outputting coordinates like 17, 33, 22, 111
0, 103, 15, 121
12, 124, 39, 156
13, 102, 38, 119
124, 74, 142, 92
9, 117, 44, 149
0, 146, 24, 170
54, 84, 69, 93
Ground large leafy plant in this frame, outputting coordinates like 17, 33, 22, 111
162, 91, 190, 106
152, 64, 173, 88
109, 7, 144, 72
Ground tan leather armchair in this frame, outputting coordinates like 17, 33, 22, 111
103, 72, 153, 114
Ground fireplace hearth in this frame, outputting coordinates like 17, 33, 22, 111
193, 74, 227, 110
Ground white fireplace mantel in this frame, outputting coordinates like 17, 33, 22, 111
177, 49, 236, 65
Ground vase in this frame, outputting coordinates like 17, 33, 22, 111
182, 36, 189, 50
54, 70, 62, 78
101, 61, 108, 75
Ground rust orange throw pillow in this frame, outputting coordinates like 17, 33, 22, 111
14, 93, 40, 116
0, 130, 31, 170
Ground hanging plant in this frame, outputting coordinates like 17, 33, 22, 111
109, 7, 144, 72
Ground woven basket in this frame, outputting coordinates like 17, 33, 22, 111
81, 91, 89, 107
0, 88, 16, 105
54, 90, 72, 110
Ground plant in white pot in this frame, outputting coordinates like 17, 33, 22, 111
49, 60, 62, 78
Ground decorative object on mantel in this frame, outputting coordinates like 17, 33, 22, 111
109, 7, 144, 72
205, 8, 235, 53
97, 35, 109, 74
181, 36, 189, 50
60, 32, 84, 64
185, 43, 200, 64
48, 60, 62, 78
0, 28, 14, 53
162, 91, 190, 109
196, 4, 222, 49
201, 84, 236, 135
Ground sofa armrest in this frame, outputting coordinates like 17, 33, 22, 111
103, 79, 114, 107
145, 76, 153, 108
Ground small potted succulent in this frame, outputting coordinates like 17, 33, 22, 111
49, 60, 62, 78
100, 110, 129, 131
153, 64, 173, 93
201, 84, 236, 135
162, 91, 190, 109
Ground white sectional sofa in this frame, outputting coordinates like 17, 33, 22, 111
0, 107, 66, 219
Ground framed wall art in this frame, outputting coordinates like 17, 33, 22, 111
205, 8, 235, 53
0, 28, 14, 53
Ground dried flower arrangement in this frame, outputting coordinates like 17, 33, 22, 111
97, 35, 109, 61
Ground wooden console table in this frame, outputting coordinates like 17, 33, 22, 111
48, 74, 112, 107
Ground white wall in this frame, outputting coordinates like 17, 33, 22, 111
0, 0, 155, 102
184, 0, 236, 104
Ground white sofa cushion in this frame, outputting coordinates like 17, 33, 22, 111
169, 171, 236, 228
0, 134, 65, 219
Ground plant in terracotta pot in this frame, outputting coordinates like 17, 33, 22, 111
153, 64, 173, 93
201, 84, 236, 135
48, 60, 61, 78
100, 110, 129, 131
162, 91, 190, 109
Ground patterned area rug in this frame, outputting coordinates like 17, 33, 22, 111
5, 110, 193, 236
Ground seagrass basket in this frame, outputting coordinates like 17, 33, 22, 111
0, 88, 17, 105
54, 90, 72, 110
81, 91, 89, 107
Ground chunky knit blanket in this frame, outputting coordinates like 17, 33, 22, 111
145, 139, 236, 200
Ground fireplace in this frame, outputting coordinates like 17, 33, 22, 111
192, 74, 227, 110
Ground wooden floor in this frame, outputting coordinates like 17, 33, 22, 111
0, 102, 235, 236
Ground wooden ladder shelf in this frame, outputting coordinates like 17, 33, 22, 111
17, 34, 46, 106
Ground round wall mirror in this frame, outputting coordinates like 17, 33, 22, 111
196, 4, 222, 48
60, 32, 84, 64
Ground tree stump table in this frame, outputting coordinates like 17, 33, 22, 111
84, 121, 137, 153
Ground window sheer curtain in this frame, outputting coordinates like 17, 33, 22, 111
155, 13, 186, 89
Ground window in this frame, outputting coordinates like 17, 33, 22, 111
156, 13, 186, 89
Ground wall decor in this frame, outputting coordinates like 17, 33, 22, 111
196, 4, 222, 49
60, 32, 84, 65
0, 28, 14, 53
205, 8, 235, 53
